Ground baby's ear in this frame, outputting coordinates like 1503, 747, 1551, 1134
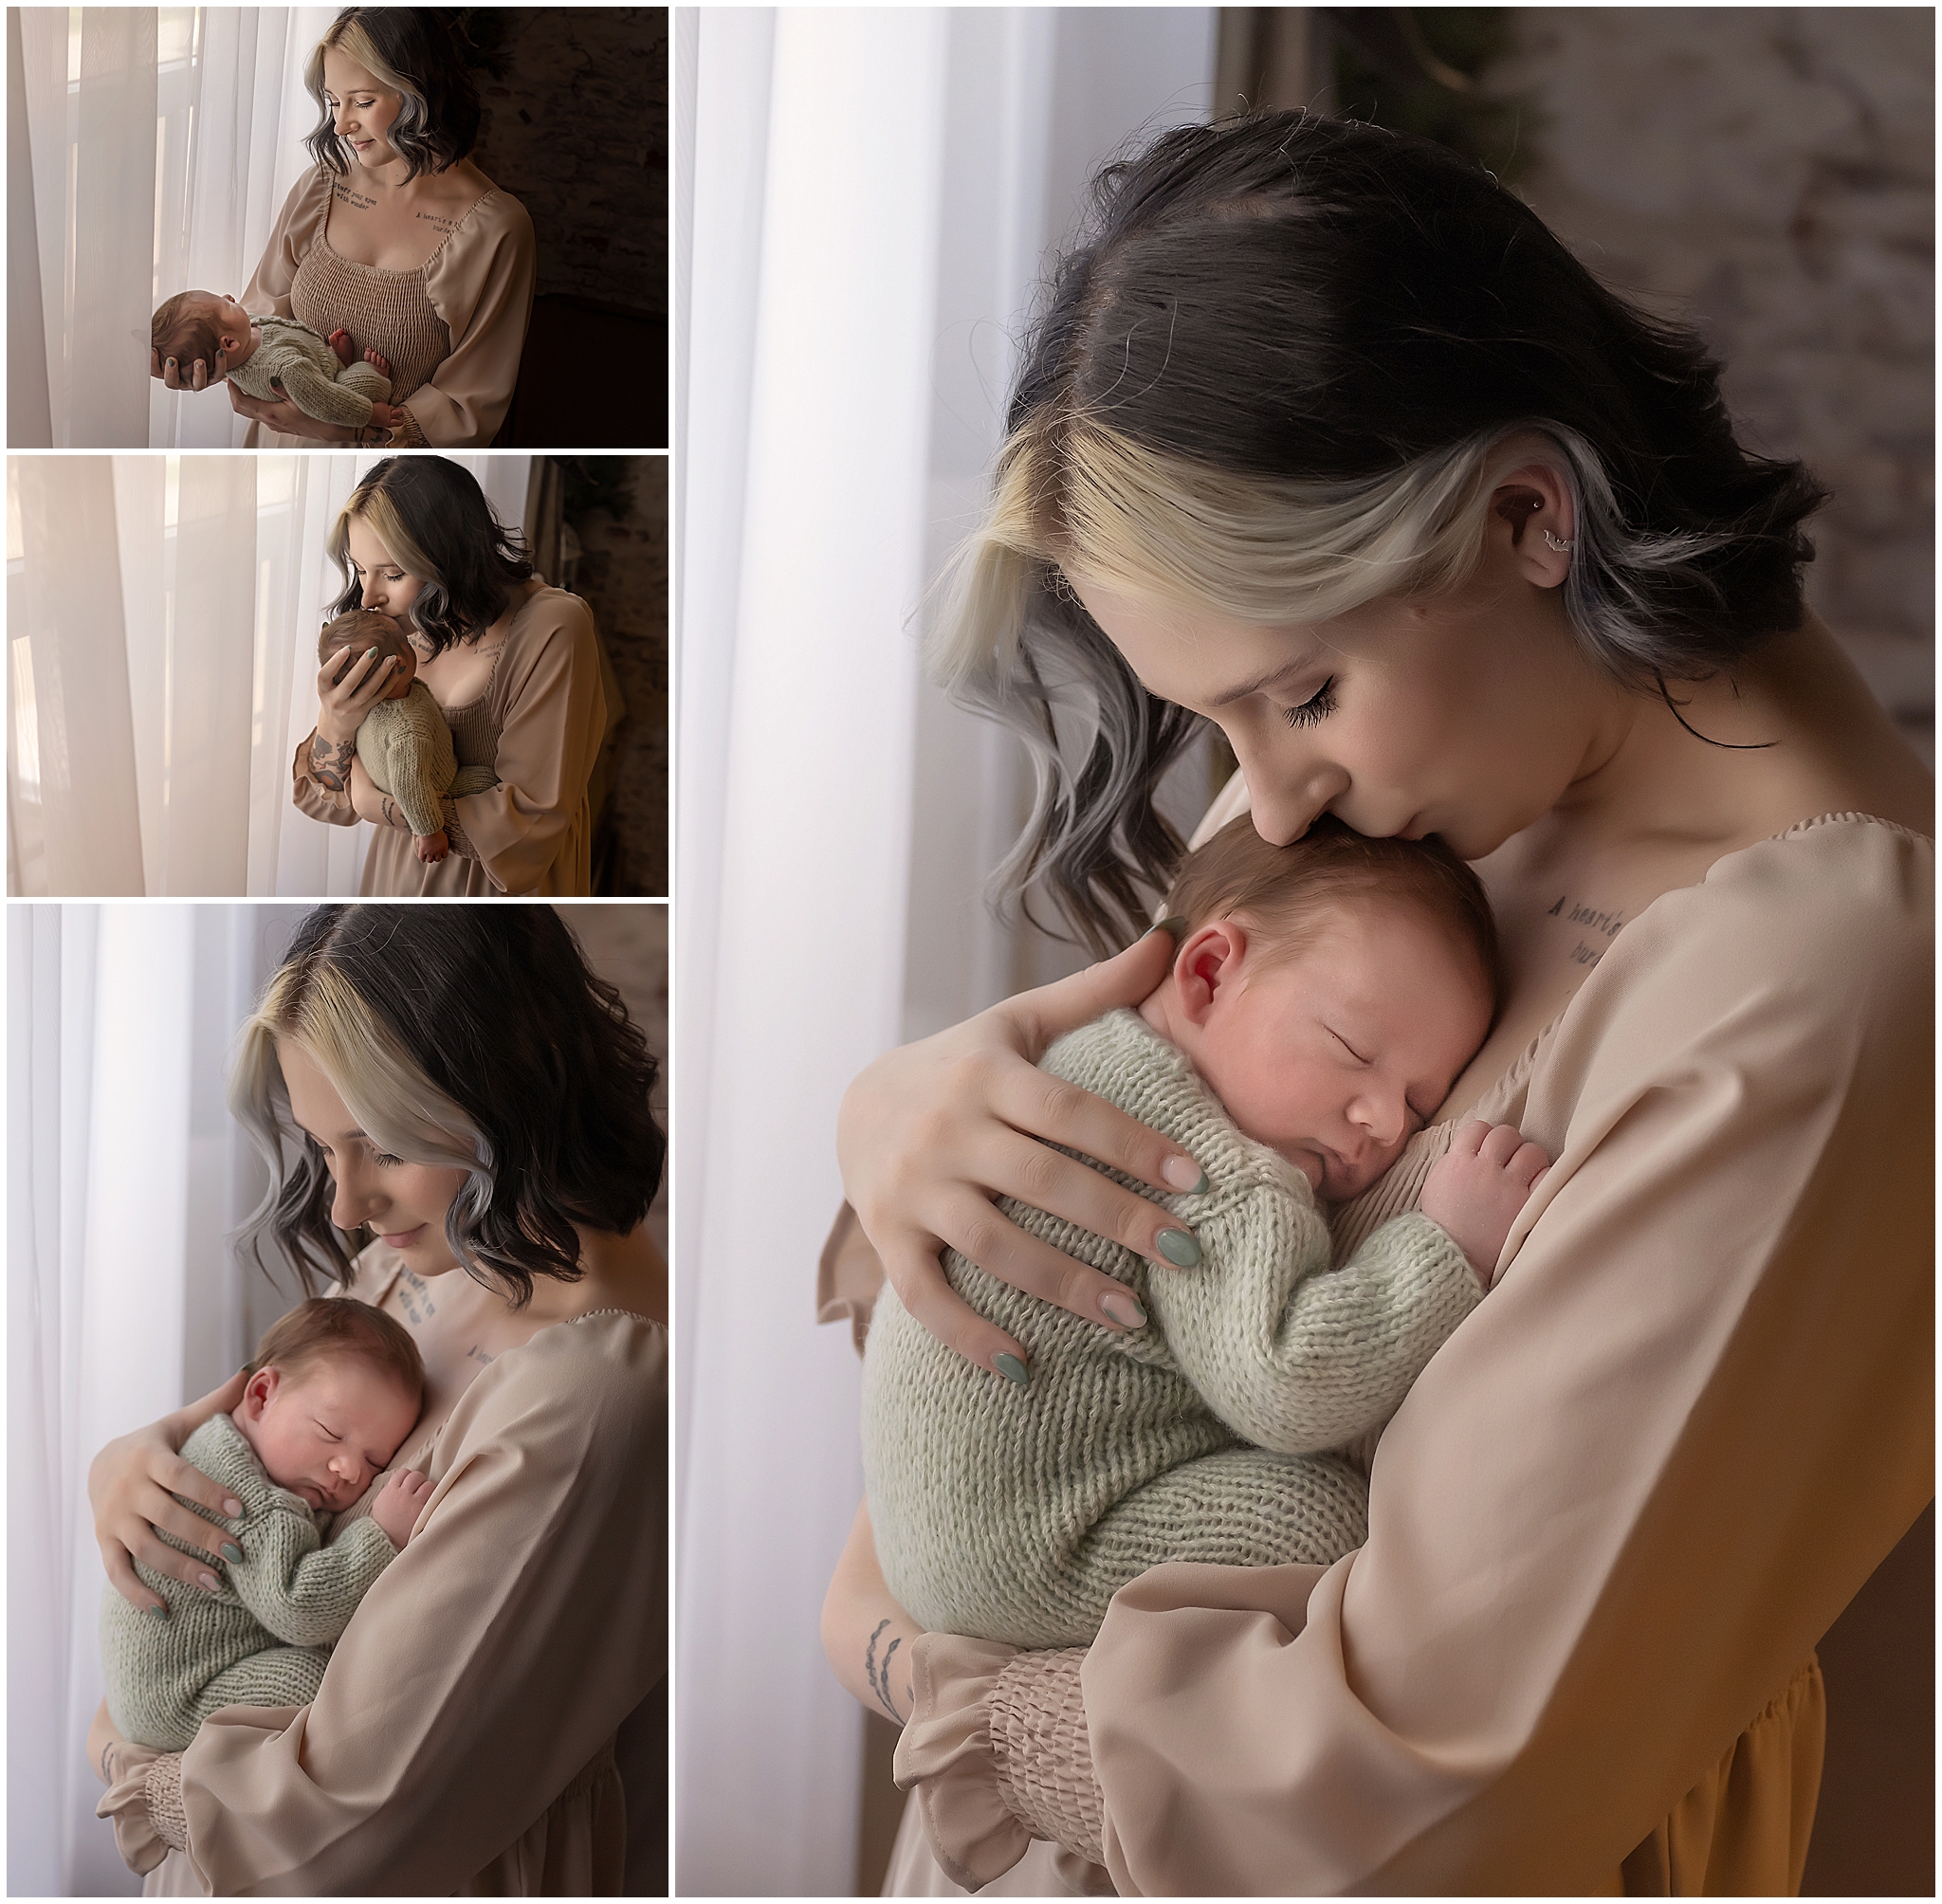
1173, 921, 1246, 1027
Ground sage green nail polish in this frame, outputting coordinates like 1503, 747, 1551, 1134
1155, 1228, 1201, 1268
221, 1542, 244, 1563
147, 1603, 168, 1620
1142, 914, 1188, 943
994, 1353, 1030, 1388
1099, 1291, 1146, 1329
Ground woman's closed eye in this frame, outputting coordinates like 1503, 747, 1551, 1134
1283, 677, 1336, 729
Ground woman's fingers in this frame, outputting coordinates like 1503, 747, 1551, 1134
986, 1053, 1206, 1201
935, 1186, 1159, 1333
878, 1233, 1031, 1380
1011, 927, 1179, 1056
98, 1536, 167, 1616
152, 1449, 244, 1528
979, 1125, 1196, 1270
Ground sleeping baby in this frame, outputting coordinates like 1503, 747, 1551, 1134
862, 815, 1551, 1646
151, 292, 402, 432
101, 1299, 433, 1750
321, 611, 500, 864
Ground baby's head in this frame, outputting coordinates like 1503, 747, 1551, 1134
151, 292, 254, 375
1144, 816, 1498, 1200
320, 611, 417, 700
232, 1297, 425, 1512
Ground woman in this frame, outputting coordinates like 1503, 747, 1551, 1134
294, 456, 607, 896
88, 904, 666, 1893
820, 116, 1932, 1893
154, 9, 533, 449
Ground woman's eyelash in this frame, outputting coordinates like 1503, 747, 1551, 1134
373, 1151, 404, 1167
1283, 678, 1336, 728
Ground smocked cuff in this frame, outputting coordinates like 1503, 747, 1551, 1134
390, 405, 429, 448
989, 1648, 1105, 1866
95, 1748, 183, 1874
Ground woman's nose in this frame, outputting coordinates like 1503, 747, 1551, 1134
329, 1162, 382, 1231
361, 581, 385, 608
1230, 738, 1346, 847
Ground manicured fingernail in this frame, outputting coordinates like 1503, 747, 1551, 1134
224, 1498, 243, 1518
1161, 1155, 1208, 1194
1155, 1228, 1201, 1268
1098, 1290, 1146, 1329
366, 646, 380, 659
1143, 914, 1188, 943
993, 1353, 1030, 1388
146, 1604, 168, 1620
221, 1543, 244, 1563
198, 1571, 221, 1592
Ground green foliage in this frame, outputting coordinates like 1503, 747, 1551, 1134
1330, 9, 1537, 181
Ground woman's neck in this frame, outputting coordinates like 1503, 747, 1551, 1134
522, 1223, 669, 1328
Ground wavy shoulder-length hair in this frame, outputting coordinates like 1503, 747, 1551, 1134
304, 9, 481, 181
931, 112, 1827, 953
326, 456, 535, 655
229, 906, 664, 1305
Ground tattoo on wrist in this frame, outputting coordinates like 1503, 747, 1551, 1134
865, 1617, 905, 1724
381, 795, 398, 831
309, 734, 356, 793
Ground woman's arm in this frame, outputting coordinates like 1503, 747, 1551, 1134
403, 194, 537, 446
88, 1373, 248, 1611
821, 1501, 920, 1725
897, 820, 1933, 1893
292, 644, 405, 826
139, 1318, 665, 1892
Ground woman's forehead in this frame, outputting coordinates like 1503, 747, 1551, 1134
321, 48, 386, 96
345, 516, 398, 569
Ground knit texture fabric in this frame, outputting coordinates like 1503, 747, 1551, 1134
290, 240, 449, 407
354, 680, 499, 838
862, 1009, 1482, 1647
229, 316, 391, 427
100, 1413, 397, 1750
144, 1757, 190, 1855
990, 1649, 1104, 1866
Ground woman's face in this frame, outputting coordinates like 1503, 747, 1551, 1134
1072, 542, 1613, 862
321, 48, 404, 172
278, 1039, 470, 1274
345, 517, 427, 624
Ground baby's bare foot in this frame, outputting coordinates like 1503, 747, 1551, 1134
327, 327, 356, 367
364, 346, 391, 378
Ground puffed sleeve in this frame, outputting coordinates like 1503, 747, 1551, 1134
456, 596, 605, 895
409, 190, 537, 447
903, 816, 1933, 1895
163, 1315, 666, 1894
242, 170, 334, 320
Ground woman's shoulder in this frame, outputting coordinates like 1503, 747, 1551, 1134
461, 1309, 667, 1444
506, 583, 597, 649
275, 164, 338, 230
438, 172, 535, 254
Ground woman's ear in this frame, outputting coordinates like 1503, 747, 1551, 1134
1488, 461, 1576, 589
1173, 920, 1248, 1028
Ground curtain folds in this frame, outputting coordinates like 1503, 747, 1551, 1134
9, 7, 336, 449
7, 452, 533, 897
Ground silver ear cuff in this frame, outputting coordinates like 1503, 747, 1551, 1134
1543, 529, 1576, 553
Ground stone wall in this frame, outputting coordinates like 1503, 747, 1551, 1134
470, 7, 669, 319
1490, 8, 1933, 750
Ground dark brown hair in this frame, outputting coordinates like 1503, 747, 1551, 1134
304, 10, 481, 181
151, 293, 221, 375
1165, 815, 1500, 1005
247, 1295, 425, 1401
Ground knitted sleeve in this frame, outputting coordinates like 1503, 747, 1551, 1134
226, 1505, 398, 1650
1145, 1188, 1481, 1456
270, 353, 377, 429
375, 692, 458, 838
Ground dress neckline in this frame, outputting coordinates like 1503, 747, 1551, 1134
431, 586, 550, 717
318, 178, 498, 279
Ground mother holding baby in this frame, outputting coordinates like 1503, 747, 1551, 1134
153, 9, 532, 449
88, 904, 666, 1892
293, 455, 606, 896
821, 115, 1932, 1893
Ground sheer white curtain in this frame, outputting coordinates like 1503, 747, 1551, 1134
673, 10, 1218, 1893
9, 7, 335, 449
7, 902, 313, 1895
6, 452, 533, 897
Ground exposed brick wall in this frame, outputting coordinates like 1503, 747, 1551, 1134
470, 7, 669, 320
572, 455, 669, 896
1491, 8, 1933, 749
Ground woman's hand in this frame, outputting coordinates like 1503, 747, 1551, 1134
314, 641, 401, 749
822, 1501, 922, 1725
89, 1372, 249, 1613
836, 926, 1204, 1379
226, 382, 357, 444
150, 344, 224, 392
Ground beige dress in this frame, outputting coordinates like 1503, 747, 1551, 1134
98, 1293, 668, 1895
832, 812, 1933, 1895
291, 585, 606, 896
240, 166, 535, 448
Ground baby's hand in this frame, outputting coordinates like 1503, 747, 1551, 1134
367, 401, 400, 430
416, 829, 449, 864
372, 1469, 432, 1548
1420, 1121, 1550, 1291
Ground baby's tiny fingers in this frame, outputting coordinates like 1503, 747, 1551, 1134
1477, 1123, 1527, 1166
1510, 1141, 1551, 1186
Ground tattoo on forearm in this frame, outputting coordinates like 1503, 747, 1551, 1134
1543, 892, 1628, 969
865, 1618, 905, 1723
381, 795, 397, 831
310, 734, 356, 794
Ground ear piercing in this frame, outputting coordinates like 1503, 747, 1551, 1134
1543, 529, 1576, 553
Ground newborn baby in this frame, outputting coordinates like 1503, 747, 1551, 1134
321, 611, 499, 864
101, 1298, 433, 1751
151, 292, 401, 431
862, 816, 1550, 1647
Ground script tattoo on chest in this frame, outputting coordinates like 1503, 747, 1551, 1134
333, 181, 378, 211
396, 1268, 438, 1326
466, 1344, 495, 1367
1545, 892, 1628, 968
415, 209, 460, 233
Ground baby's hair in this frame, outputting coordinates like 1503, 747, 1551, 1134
319, 611, 416, 683
151, 293, 221, 375
1165, 815, 1500, 1007
246, 1295, 425, 1404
